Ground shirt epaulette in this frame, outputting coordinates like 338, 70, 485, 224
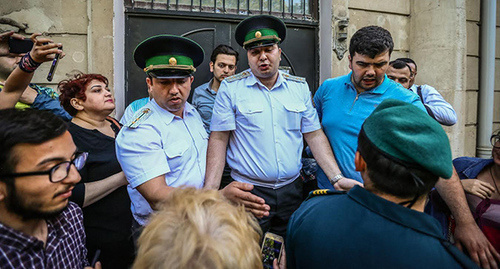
126, 108, 152, 128
225, 71, 251, 82
282, 73, 306, 83
306, 189, 343, 200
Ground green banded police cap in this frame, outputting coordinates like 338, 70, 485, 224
133, 35, 204, 79
361, 99, 453, 179
235, 15, 286, 49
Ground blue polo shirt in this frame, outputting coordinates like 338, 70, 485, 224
313, 73, 425, 188
192, 79, 216, 133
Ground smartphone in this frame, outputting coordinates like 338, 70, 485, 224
91, 249, 101, 267
8, 37, 33, 54
47, 45, 62, 82
261, 232, 284, 269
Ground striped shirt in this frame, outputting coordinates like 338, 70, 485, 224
0, 202, 89, 268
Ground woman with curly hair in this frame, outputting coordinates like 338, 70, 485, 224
59, 73, 134, 268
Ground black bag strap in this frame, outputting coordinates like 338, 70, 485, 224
417, 86, 436, 120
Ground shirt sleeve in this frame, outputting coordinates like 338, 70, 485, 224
31, 93, 72, 121
420, 85, 457, 126
210, 81, 236, 131
301, 84, 321, 133
116, 122, 170, 188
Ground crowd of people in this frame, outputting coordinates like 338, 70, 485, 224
0, 13, 498, 269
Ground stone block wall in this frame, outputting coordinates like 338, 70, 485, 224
465, 0, 480, 157
0, 0, 114, 96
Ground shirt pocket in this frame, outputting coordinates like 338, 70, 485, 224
283, 102, 306, 131
237, 102, 264, 131
164, 140, 189, 175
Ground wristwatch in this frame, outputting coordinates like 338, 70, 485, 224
329, 174, 344, 186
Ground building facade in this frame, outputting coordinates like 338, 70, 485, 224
0, 0, 497, 158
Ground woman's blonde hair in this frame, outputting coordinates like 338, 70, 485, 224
133, 187, 263, 269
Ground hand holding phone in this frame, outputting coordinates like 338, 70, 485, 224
8, 37, 34, 54
0, 32, 28, 56
28, 34, 62, 64
261, 232, 284, 269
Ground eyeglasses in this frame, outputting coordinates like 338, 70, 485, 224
0, 152, 88, 183
491, 135, 500, 149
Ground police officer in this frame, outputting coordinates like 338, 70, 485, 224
116, 35, 207, 231
204, 15, 342, 237
286, 99, 478, 269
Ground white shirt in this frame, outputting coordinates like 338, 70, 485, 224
210, 69, 320, 189
116, 99, 207, 225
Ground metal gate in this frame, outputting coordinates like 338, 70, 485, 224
124, 0, 319, 105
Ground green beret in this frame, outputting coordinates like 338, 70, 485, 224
235, 15, 286, 49
361, 99, 453, 179
133, 35, 204, 79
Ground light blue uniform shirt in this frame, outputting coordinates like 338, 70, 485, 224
314, 73, 426, 189
211, 69, 321, 189
119, 97, 150, 125
410, 84, 457, 126
192, 79, 216, 133
116, 99, 207, 225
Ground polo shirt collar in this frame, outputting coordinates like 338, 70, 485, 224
205, 78, 217, 95
348, 186, 445, 239
151, 99, 197, 125
345, 72, 391, 95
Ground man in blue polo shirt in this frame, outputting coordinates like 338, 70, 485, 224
314, 25, 500, 268
314, 26, 424, 189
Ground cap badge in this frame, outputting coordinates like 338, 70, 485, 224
255, 31, 262, 38
169, 57, 177, 65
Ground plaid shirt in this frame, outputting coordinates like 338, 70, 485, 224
0, 202, 89, 268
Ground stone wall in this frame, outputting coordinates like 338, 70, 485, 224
465, 0, 480, 157
0, 0, 114, 95
327, 0, 470, 157
2, 0, 492, 158
495, 1, 500, 133
330, 0, 411, 78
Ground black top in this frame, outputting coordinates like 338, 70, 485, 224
68, 118, 134, 267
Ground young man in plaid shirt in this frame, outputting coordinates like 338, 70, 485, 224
0, 109, 97, 269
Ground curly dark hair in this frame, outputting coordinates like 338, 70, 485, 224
349, 25, 394, 58
58, 73, 109, 116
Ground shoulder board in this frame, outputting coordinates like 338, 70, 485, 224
282, 73, 306, 83
225, 71, 251, 83
306, 189, 343, 200
126, 108, 153, 128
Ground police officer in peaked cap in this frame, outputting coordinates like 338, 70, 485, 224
205, 15, 343, 240
116, 35, 209, 237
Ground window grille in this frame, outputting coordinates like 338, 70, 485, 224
126, 0, 317, 21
